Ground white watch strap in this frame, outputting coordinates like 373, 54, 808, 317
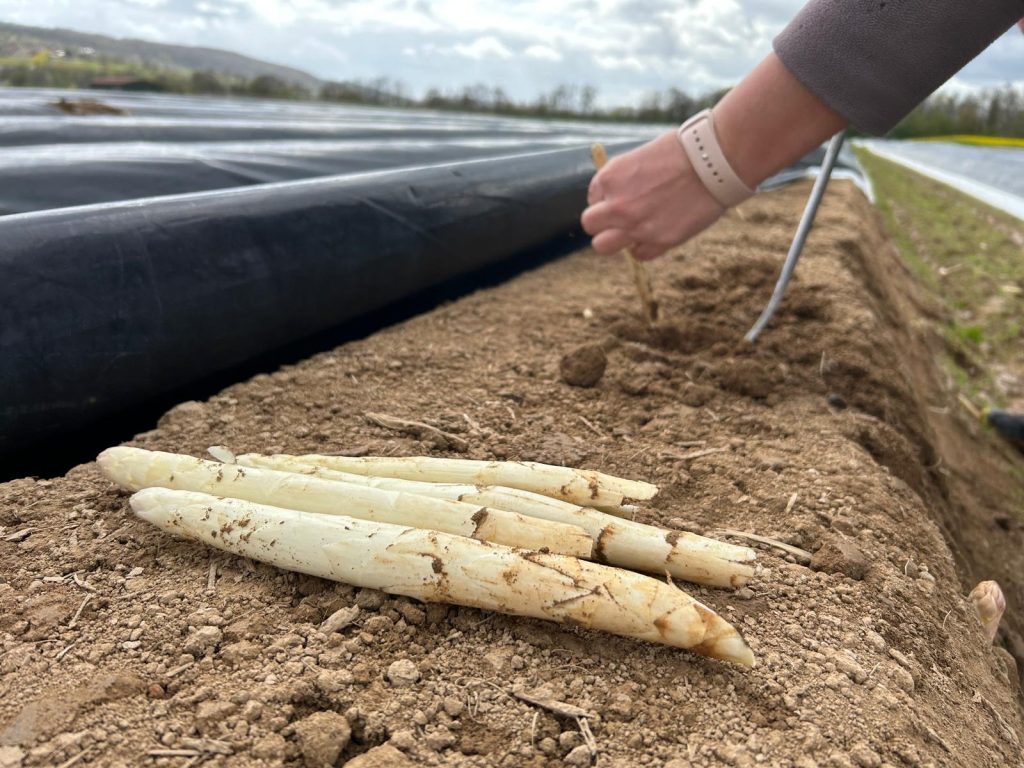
677, 109, 755, 208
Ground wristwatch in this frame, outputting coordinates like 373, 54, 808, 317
677, 108, 755, 208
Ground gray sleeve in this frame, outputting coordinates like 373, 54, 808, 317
773, 0, 1023, 135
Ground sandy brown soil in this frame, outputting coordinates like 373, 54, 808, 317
2, 181, 1023, 768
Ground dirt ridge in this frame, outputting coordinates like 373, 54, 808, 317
1, 181, 1022, 767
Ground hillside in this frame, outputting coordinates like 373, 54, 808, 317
0, 20, 320, 89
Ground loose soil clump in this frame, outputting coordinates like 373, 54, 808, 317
560, 344, 608, 388
1, 182, 1022, 767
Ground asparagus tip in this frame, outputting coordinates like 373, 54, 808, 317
707, 633, 756, 667
128, 487, 162, 522
207, 445, 237, 464
691, 603, 756, 666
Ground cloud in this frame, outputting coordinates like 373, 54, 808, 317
524, 44, 561, 62
452, 35, 513, 60
1, 0, 1020, 108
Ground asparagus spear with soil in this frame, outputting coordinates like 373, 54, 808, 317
130, 488, 755, 665
249, 452, 657, 510
98, 447, 593, 557
234, 452, 756, 588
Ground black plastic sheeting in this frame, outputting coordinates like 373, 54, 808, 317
0, 88, 660, 215
0, 88, 865, 455
0, 145, 628, 453
0, 137, 865, 217
0, 139, 619, 216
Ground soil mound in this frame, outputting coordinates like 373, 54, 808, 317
1, 181, 1022, 767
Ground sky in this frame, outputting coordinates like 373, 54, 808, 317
2, 0, 1023, 106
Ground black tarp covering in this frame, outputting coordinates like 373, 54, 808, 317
0, 137, 865, 217
0, 145, 624, 452
0, 88, 661, 215
0, 139, 609, 215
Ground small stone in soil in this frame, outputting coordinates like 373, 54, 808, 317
849, 743, 881, 768
424, 726, 456, 751
560, 344, 607, 388
293, 711, 351, 768
564, 744, 593, 766
827, 394, 848, 409
387, 659, 420, 687
558, 731, 582, 750
252, 734, 286, 762
0, 747, 25, 768
810, 537, 869, 580
321, 605, 359, 633
442, 696, 464, 717
182, 625, 222, 656
390, 729, 417, 751
344, 744, 414, 767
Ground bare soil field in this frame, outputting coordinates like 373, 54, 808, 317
2, 181, 1022, 767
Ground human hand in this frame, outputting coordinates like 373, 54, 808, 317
581, 130, 726, 262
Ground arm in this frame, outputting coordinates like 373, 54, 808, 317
583, 1, 1023, 261
776, 0, 1024, 136
582, 54, 844, 261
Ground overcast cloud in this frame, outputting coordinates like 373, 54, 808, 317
2, 0, 1021, 105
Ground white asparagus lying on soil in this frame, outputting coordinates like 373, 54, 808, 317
255, 453, 658, 510
97, 447, 592, 558
236, 453, 756, 588
130, 488, 755, 665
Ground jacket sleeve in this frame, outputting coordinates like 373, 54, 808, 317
773, 0, 1023, 135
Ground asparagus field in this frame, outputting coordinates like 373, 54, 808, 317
2, 180, 1023, 767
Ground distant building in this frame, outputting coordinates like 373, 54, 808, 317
90, 76, 164, 92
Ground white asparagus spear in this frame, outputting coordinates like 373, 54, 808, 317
235, 453, 756, 588
130, 488, 754, 665
242, 453, 658, 509
97, 447, 592, 558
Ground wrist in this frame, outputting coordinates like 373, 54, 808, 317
711, 53, 848, 189
677, 110, 755, 208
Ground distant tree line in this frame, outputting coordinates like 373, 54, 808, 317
4, 52, 1022, 137
320, 79, 729, 123
0, 54, 312, 100
890, 86, 1024, 138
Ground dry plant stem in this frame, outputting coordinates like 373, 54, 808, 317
129, 488, 755, 665
511, 689, 596, 719
591, 143, 659, 325
235, 454, 756, 587
260, 452, 658, 508
718, 528, 812, 564
98, 447, 592, 558
365, 411, 469, 452
957, 393, 982, 421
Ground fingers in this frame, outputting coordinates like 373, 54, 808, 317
592, 229, 633, 255
581, 200, 634, 236
630, 243, 668, 262
582, 129, 727, 262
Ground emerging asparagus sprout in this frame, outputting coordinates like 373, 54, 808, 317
969, 580, 1006, 642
